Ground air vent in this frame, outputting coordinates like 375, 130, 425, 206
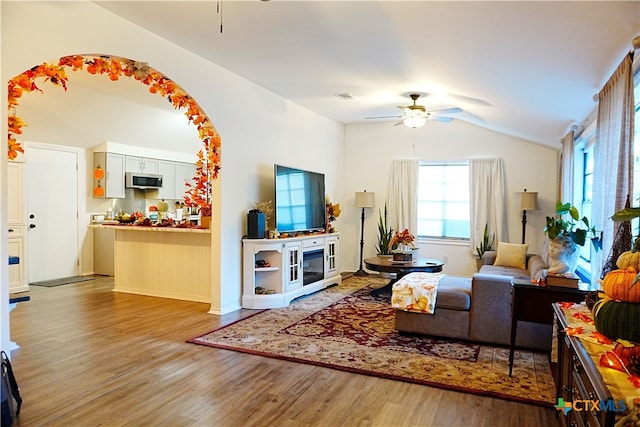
334, 93, 354, 100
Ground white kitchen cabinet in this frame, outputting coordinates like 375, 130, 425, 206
175, 162, 196, 200
125, 156, 158, 174
93, 152, 125, 199
157, 160, 176, 200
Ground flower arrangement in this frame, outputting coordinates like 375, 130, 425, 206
7, 55, 221, 207
326, 198, 341, 223
389, 228, 416, 252
325, 197, 341, 233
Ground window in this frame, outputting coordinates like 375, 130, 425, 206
417, 163, 470, 239
575, 136, 594, 275
632, 68, 640, 229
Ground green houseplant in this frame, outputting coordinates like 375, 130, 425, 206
474, 223, 495, 271
475, 223, 496, 259
545, 201, 602, 249
376, 204, 394, 255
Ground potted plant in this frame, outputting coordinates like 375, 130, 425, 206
376, 204, 394, 256
475, 223, 495, 271
545, 201, 602, 274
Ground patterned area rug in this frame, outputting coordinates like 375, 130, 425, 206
189, 276, 555, 406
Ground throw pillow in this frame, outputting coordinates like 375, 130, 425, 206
494, 242, 529, 270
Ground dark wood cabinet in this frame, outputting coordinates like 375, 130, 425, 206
554, 304, 620, 427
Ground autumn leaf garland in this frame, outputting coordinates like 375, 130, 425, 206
6, 55, 221, 206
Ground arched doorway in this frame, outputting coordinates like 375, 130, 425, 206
7, 54, 221, 282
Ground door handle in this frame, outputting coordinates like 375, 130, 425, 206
29, 224, 36, 229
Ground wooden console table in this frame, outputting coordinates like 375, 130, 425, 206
553, 303, 638, 427
509, 277, 590, 376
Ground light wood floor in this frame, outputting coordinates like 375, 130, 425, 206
8, 276, 561, 427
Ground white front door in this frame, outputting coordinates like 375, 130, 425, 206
27, 146, 79, 282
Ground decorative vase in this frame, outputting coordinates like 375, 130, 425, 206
392, 244, 413, 261
548, 235, 580, 274
393, 252, 412, 261
201, 216, 211, 229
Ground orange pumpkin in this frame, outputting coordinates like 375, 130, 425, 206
93, 182, 104, 198
602, 267, 640, 303
93, 165, 105, 180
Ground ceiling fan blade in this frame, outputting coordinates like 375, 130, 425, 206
393, 119, 405, 126
365, 115, 402, 120
428, 116, 454, 123
428, 107, 463, 115
423, 92, 492, 107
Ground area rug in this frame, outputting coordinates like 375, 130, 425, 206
189, 276, 555, 406
30, 276, 95, 287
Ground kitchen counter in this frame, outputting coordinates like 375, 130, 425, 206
89, 223, 210, 233
91, 223, 212, 303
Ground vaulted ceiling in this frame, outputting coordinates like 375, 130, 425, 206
12, 1, 640, 150
94, 1, 639, 148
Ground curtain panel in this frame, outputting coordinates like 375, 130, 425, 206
559, 130, 575, 203
469, 158, 508, 254
387, 159, 418, 234
592, 53, 634, 280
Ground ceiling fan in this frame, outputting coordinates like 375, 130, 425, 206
366, 93, 463, 128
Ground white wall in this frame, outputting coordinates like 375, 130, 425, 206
0, 0, 344, 343
340, 120, 559, 277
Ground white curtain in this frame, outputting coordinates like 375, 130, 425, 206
470, 158, 508, 253
387, 159, 418, 233
591, 53, 634, 280
559, 130, 574, 203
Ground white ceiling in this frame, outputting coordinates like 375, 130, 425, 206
92, 0, 639, 148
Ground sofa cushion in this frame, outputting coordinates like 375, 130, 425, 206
433, 276, 472, 311
494, 242, 529, 269
479, 264, 528, 277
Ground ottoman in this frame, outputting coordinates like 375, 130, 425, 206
394, 275, 473, 340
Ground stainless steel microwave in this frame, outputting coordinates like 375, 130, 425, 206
125, 172, 163, 189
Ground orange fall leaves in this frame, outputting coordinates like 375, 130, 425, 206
6, 55, 221, 197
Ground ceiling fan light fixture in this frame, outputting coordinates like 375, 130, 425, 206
403, 116, 426, 128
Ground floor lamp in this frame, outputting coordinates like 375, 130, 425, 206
519, 189, 539, 244
354, 190, 376, 276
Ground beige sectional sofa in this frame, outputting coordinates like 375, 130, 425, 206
394, 250, 552, 350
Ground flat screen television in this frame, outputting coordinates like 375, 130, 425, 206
274, 164, 326, 233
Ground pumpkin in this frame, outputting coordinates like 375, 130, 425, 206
593, 299, 640, 343
93, 182, 104, 198
602, 267, 640, 303
93, 164, 105, 180
617, 251, 640, 270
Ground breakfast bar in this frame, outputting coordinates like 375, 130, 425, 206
92, 224, 212, 303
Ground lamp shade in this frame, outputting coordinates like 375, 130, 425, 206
519, 190, 539, 211
354, 191, 376, 208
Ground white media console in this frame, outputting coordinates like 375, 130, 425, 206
242, 233, 341, 309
